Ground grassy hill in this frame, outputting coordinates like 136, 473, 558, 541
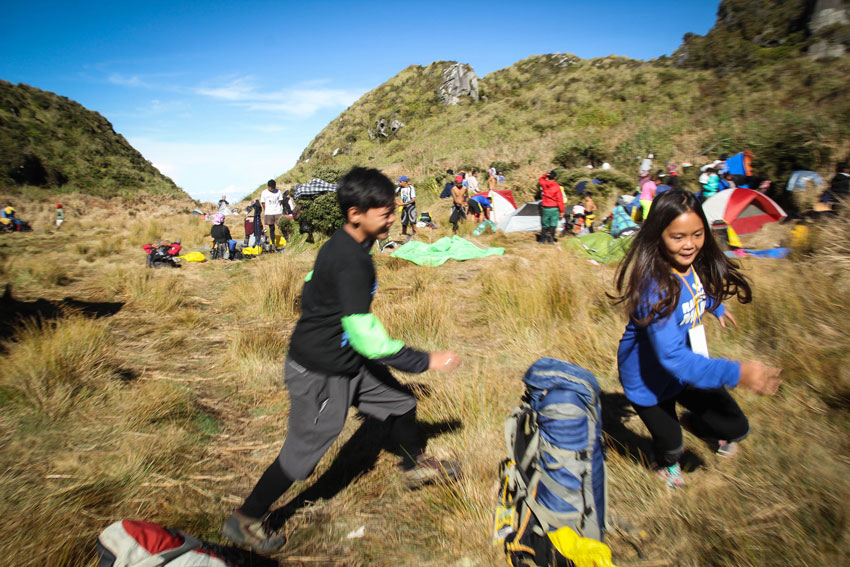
0, 80, 187, 199
254, 1, 849, 207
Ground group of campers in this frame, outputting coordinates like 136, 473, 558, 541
216, 166, 782, 556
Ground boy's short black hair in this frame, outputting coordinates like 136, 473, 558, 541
337, 166, 395, 216
268, 179, 276, 188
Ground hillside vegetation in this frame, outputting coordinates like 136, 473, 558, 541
0, 80, 187, 199
255, 1, 849, 206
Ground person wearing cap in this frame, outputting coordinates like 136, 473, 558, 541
450, 175, 468, 233
55, 204, 65, 230
395, 176, 417, 240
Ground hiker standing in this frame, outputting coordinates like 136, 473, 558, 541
55, 203, 65, 230
261, 180, 284, 250
583, 194, 597, 233
612, 190, 781, 489
538, 170, 564, 243
222, 167, 462, 553
395, 175, 417, 241
639, 172, 657, 220
700, 168, 720, 202
467, 169, 480, 193
218, 195, 230, 214
450, 175, 468, 233
820, 161, 850, 209
488, 166, 498, 190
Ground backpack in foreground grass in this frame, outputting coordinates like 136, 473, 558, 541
95, 520, 277, 567
496, 358, 609, 565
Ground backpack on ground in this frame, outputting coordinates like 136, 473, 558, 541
97, 520, 230, 567
496, 358, 609, 566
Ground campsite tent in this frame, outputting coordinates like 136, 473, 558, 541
473, 189, 517, 224
701, 188, 787, 235
497, 201, 542, 233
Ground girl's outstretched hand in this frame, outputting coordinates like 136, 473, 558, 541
738, 361, 782, 395
717, 310, 737, 329
429, 350, 462, 372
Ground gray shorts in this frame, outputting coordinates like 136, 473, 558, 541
400, 204, 417, 226
277, 356, 417, 480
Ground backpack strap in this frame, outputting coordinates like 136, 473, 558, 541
129, 533, 203, 567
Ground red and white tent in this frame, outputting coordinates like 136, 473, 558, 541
701, 188, 787, 235
473, 189, 517, 224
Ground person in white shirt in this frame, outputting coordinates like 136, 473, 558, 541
261, 179, 284, 250
467, 169, 480, 193
395, 175, 417, 240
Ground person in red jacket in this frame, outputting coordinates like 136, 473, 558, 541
538, 170, 565, 243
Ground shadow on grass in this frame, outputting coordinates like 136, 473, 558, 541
601, 392, 704, 471
0, 283, 123, 342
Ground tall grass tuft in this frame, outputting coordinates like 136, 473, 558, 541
0, 317, 118, 417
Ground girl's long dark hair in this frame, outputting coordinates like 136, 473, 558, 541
612, 190, 751, 326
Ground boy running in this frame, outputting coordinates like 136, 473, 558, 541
222, 167, 462, 553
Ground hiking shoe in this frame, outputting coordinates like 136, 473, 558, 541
402, 455, 461, 489
715, 440, 739, 458
221, 510, 287, 553
655, 463, 686, 489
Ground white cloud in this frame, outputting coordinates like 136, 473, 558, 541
129, 137, 301, 202
194, 76, 364, 117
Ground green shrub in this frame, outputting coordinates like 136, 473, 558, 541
276, 216, 296, 238
553, 138, 608, 169
297, 192, 345, 236
308, 165, 347, 184
489, 160, 520, 173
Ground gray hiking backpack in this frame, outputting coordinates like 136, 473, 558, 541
498, 358, 608, 545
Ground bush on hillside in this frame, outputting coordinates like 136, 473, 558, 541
308, 165, 347, 184
489, 160, 520, 174
276, 216, 296, 239
296, 193, 344, 236
553, 168, 624, 199
553, 139, 608, 169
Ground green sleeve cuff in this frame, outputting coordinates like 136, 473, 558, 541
341, 313, 404, 359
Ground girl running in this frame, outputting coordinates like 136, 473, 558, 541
612, 190, 781, 488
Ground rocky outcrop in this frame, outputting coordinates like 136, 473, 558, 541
439, 63, 479, 105
372, 116, 405, 139
809, 0, 849, 59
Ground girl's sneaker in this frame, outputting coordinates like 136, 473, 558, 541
655, 463, 686, 489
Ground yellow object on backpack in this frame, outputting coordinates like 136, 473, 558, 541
726, 225, 743, 248
791, 224, 810, 250
275, 235, 287, 248
242, 246, 262, 256
546, 526, 619, 567
178, 251, 206, 263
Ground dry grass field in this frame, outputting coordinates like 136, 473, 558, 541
0, 191, 848, 567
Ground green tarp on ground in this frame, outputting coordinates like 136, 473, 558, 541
563, 232, 634, 264
391, 236, 505, 267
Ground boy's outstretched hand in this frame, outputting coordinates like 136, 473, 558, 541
429, 350, 462, 372
738, 361, 782, 395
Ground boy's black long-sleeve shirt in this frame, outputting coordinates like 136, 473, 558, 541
288, 228, 429, 376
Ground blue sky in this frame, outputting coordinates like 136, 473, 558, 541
0, 1, 717, 202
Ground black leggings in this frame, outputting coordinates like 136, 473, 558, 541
632, 386, 750, 467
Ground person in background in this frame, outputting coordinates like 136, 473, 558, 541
701, 168, 721, 201
218, 195, 230, 213
612, 189, 781, 489
497, 170, 505, 184
450, 175, 468, 233
440, 169, 455, 199
583, 193, 597, 232
488, 166, 498, 190
210, 212, 237, 258
55, 203, 65, 230
468, 193, 492, 224
666, 164, 680, 189
538, 170, 565, 243
261, 180, 284, 250
639, 172, 657, 220
395, 175, 417, 241
467, 169, 480, 193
